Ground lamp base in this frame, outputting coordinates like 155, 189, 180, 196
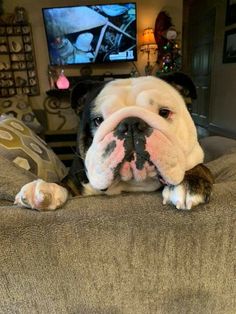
144, 62, 153, 76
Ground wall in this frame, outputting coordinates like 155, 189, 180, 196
3, 0, 183, 109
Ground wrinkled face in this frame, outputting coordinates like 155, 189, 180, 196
79, 76, 203, 191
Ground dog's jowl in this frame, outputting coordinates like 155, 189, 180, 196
15, 76, 214, 211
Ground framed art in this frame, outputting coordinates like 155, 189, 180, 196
225, 0, 236, 26
223, 28, 236, 63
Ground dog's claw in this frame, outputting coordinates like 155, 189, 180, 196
176, 201, 182, 210
186, 200, 192, 210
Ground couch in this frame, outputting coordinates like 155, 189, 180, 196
0, 136, 235, 314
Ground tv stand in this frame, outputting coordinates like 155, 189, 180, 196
46, 73, 131, 98
68, 72, 130, 84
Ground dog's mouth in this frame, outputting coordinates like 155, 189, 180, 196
117, 150, 166, 184
101, 119, 164, 184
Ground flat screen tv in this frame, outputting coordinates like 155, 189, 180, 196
42, 3, 137, 66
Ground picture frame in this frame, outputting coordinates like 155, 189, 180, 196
223, 28, 236, 63
225, 0, 236, 26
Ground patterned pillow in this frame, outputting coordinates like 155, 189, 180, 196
0, 116, 68, 182
0, 95, 43, 133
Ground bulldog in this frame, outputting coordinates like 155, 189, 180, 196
15, 75, 214, 211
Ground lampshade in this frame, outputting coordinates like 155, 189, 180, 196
143, 28, 156, 44
140, 28, 157, 51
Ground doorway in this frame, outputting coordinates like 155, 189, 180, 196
183, 0, 216, 128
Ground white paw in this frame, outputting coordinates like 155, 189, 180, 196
14, 179, 68, 211
162, 183, 205, 210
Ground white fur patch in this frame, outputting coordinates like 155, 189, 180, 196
162, 184, 205, 210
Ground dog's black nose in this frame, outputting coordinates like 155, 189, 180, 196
117, 117, 148, 135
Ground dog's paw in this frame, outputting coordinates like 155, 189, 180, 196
162, 184, 204, 210
14, 179, 68, 211
162, 184, 205, 210
162, 164, 213, 210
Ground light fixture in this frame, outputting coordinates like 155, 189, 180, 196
56, 69, 70, 89
140, 28, 158, 75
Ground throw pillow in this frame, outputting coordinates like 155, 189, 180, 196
0, 94, 43, 133
0, 116, 68, 182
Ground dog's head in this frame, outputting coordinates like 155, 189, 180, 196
71, 76, 203, 191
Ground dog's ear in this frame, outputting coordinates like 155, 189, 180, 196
159, 72, 197, 111
71, 80, 107, 159
70, 80, 106, 115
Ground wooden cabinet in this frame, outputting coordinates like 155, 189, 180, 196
0, 23, 39, 97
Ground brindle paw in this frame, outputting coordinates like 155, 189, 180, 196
14, 179, 68, 211
162, 177, 212, 210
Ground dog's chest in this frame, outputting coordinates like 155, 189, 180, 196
82, 177, 161, 196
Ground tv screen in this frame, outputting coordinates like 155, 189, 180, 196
42, 3, 137, 66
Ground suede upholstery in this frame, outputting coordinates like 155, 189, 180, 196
0, 136, 235, 313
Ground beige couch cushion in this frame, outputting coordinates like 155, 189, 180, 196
0, 147, 235, 313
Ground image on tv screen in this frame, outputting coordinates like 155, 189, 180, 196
42, 3, 137, 66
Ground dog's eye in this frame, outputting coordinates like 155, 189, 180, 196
93, 116, 104, 127
159, 108, 171, 119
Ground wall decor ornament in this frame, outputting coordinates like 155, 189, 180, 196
0, 7, 39, 97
